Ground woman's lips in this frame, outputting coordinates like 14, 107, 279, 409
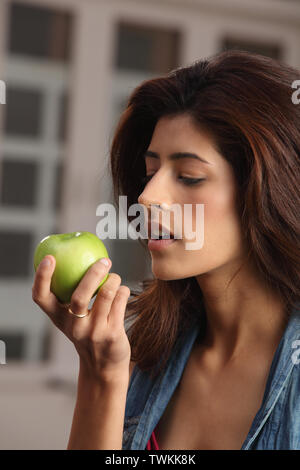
147, 238, 177, 251
147, 221, 175, 239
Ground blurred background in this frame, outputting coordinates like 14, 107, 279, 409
0, 0, 299, 450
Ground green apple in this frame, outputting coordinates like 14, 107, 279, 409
33, 231, 110, 304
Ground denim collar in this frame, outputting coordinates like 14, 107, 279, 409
241, 304, 300, 449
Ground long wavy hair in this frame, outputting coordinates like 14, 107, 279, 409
109, 49, 300, 377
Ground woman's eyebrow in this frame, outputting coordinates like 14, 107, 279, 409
143, 150, 211, 165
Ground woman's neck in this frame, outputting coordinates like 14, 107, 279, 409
195, 257, 288, 364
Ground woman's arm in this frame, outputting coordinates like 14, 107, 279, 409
32, 255, 133, 450
67, 359, 130, 450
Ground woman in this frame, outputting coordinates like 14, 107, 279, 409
32, 49, 300, 450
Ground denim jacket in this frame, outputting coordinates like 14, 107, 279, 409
122, 301, 300, 450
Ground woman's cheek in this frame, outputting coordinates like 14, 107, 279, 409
191, 187, 241, 255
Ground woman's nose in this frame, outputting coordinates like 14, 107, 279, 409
138, 192, 163, 209
137, 172, 172, 210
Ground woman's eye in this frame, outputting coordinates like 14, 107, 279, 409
178, 176, 206, 186
141, 174, 205, 186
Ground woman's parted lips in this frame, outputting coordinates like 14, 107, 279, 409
147, 220, 177, 239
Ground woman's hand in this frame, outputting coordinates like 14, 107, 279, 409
32, 255, 131, 383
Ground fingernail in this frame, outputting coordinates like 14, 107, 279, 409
100, 258, 111, 267
40, 257, 51, 267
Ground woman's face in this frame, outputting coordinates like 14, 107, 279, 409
137, 113, 247, 280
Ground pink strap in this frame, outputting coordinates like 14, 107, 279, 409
146, 429, 160, 450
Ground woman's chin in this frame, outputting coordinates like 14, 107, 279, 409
151, 267, 179, 281
151, 264, 190, 281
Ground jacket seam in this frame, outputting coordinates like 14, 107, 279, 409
243, 361, 295, 449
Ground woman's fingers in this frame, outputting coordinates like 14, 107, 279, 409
107, 285, 131, 330
69, 258, 112, 317
32, 254, 129, 331
91, 273, 122, 325
32, 255, 65, 323
32, 254, 132, 378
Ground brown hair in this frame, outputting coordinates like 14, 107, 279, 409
110, 49, 300, 377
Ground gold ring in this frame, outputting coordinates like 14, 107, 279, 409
65, 304, 90, 318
